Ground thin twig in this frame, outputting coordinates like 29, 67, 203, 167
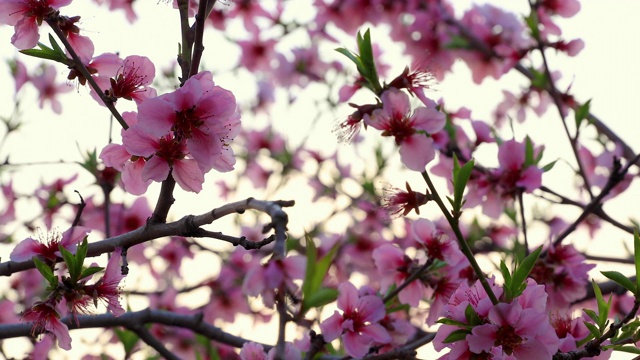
130, 325, 180, 360
45, 19, 127, 129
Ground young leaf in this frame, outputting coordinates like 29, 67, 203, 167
33, 257, 56, 286
437, 318, 470, 328
574, 99, 592, 129
601, 271, 636, 296
583, 321, 601, 338
80, 266, 104, 280
634, 228, 640, 294
464, 304, 482, 326
356, 29, 381, 93
524, 136, 535, 167
541, 160, 557, 172
443, 329, 470, 343
509, 246, 542, 300
303, 288, 339, 309
59, 245, 78, 281
452, 155, 474, 215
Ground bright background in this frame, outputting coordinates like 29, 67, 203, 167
0, 0, 639, 358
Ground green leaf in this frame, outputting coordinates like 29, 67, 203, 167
509, 246, 542, 300
608, 345, 640, 354
301, 235, 338, 314
500, 260, 512, 287
19, 39, 69, 65
634, 228, 640, 293
524, 136, 535, 167
524, 12, 540, 40
114, 328, 139, 356
33, 257, 56, 286
583, 321, 601, 338
75, 237, 89, 274
80, 266, 104, 279
574, 99, 592, 129
444, 35, 470, 50
583, 309, 599, 325
48, 34, 64, 54
452, 155, 474, 215
443, 329, 470, 343
356, 29, 381, 93
601, 271, 636, 295
464, 304, 482, 326
437, 318, 469, 328
303, 288, 339, 309
541, 160, 557, 172
59, 245, 78, 281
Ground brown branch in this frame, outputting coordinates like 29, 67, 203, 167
130, 324, 180, 360
0, 198, 294, 277
45, 19, 127, 129
189, 0, 217, 76
0, 308, 271, 351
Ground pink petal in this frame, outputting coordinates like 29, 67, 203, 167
411, 106, 446, 134
399, 135, 435, 171
360, 323, 392, 344
122, 125, 158, 157
172, 159, 204, 193
343, 331, 372, 358
99, 143, 130, 171
11, 17, 39, 50
9, 238, 41, 262
142, 156, 170, 182
337, 282, 358, 312
381, 88, 411, 119
121, 159, 152, 195
319, 311, 344, 342
498, 139, 525, 170
136, 97, 176, 137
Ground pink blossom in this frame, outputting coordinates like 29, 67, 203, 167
105, 55, 156, 104
237, 33, 277, 72
137, 71, 239, 173
372, 244, 424, 307
466, 139, 544, 218
93, 0, 137, 22
0, 0, 72, 49
10, 226, 91, 262
30, 64, 72, 114
467, 301, 558, 358
540, 0, 580, 18
529, 244, 595, 308
240, 342, 267, 360
380, 182, 429, 218
22, 301, 72, 350
86, 247, 125, 316
122, 125, 205, 193
242, 256, 306, 308
364, 88, 445, 171
459, 4, 534, 84
320, 282, 391, 358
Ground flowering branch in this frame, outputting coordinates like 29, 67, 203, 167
0, 198, 294, 277
553, 153, 640, 247
0, 308, 269, 351
553, 299, 640, 360
130, 325, 180, 360
44, 19, 127, 130
421, 171, 499, 305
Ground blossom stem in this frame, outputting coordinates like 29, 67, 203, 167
421, 171, 499, 305
383, 258, 433, 304
517, 191, 529, 256
189, 0, 216, 77
177, 0, 193, 82
45, 19, 127, 130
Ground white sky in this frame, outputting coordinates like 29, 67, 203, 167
0, 0, 639, 359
